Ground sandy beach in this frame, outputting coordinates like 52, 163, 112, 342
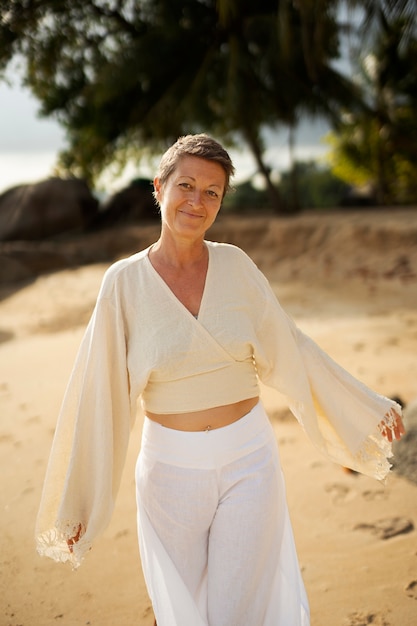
1, 209, 417, 625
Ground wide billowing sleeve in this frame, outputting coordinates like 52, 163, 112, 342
253, 272, 401, 480
35, 280, 135, 568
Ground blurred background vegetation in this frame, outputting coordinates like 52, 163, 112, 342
1, 0, 416, 212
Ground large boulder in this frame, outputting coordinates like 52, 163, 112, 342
93, 178, 159, 228
0, 177, 99, 241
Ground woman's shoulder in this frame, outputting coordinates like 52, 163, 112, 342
206, 240, 256, 267
206, 240, 271, 294
98, 246, 152, 298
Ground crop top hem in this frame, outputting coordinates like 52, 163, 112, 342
141, 390, 260, 415
141, 360, 260, 414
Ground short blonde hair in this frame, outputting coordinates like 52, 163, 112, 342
154, 134, 235, 203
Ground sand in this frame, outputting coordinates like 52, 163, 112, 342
1, 210, 417, 626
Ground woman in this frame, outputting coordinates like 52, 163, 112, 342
36, 134, 404, 626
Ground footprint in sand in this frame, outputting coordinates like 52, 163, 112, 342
142, 604, 154, 619
361, 488, 387, 501
354, 517, 414, 540
0, 329, 14, 344
26, 415, 41, 425
405, 580, 417, 600
325, 482, 356, 504
0, 433, 14, 444
346, 611, 390, 625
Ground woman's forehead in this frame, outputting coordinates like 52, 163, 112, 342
171, 155, 226, 185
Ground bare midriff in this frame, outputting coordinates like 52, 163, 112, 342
145, 396, 259, 432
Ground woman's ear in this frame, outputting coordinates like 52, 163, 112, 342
153, 177, 162, 202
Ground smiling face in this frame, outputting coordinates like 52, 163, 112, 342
154, 155, 226, 244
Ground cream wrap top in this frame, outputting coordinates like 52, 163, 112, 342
36, 241, 401, 567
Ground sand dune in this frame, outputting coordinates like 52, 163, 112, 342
1, 209, 416, 625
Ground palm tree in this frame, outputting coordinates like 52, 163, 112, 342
327, 4, 417, 204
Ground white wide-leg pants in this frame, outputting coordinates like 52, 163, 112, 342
136, 402, 310, 626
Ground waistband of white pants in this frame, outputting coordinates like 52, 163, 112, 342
140, 401, 275, 469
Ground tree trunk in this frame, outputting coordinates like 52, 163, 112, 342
288, 123, 300, 212
374, 115, 390, 205
243, 131, 285, 213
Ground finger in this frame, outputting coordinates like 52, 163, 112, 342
392, 414, 405, 440
394, 420, 405, 440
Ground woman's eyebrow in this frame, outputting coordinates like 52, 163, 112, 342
178, 175, 222, 189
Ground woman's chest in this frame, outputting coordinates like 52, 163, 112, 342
159, 270, 206, 317
150, 257, 208, 318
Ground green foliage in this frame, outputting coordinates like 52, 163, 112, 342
0, 0, 350, 196
326, 4, 417, 204
222, 181, 270, 213
223, 161, 350, 212
325, 125, 378, 187
279, 161, 350, 209
1, 0, 416, 209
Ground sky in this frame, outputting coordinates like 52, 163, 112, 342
0, 78, 67, 192
0, 69, 335, 196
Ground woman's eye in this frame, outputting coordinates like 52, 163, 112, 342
207, 190, 219, 199
179, 182, 191, 190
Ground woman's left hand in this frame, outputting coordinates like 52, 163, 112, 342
67, 523, 83, 553
379, 409, 405, 442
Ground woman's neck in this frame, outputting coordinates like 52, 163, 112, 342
151, 233, 207, 270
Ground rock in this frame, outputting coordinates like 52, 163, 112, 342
403, 397, 417, 427
391, 397, 417, 486
0, 177, 99, 241
93, 178, 158, 228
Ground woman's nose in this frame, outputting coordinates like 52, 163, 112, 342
188, 189, 203, 207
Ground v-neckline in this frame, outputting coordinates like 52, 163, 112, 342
145, 242, 211, 320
